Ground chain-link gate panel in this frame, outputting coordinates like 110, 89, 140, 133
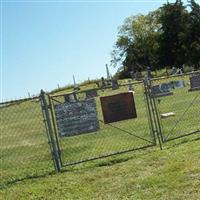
48, 81, 156, 167
0, 97, 54, 187
151, 73, 200, 142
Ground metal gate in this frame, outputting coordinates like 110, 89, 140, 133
151, 74, 200, 143
40, 81, 158, 171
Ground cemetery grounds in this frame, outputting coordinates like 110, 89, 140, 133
0, 73, 199, 200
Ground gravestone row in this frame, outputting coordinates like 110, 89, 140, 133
151, 80, 185, 97
151, 74, 200, 97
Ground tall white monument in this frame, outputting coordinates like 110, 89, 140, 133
106, 64, 111, 80
73, 75, 79, 91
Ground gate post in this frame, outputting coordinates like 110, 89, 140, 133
40, 90, 61, 172
144, 78, 163, 150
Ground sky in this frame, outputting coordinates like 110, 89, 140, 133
0, 0, 197, 101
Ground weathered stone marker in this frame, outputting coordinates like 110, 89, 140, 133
64, 92, 77, 103
54, 99, 99, 137
100, 92, 137, 124
189, 75, 200, 91
85, 89, 98, 99
111, 79, 119, 90
161, 112, 175, 118
151, 85, 173, 98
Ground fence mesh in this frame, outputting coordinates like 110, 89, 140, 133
49, 82, 156, 167
151, 73, 200, 141
0, 97, 54, 187
1, 73, 199, 187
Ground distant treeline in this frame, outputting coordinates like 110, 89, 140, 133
111, 0, 200, 78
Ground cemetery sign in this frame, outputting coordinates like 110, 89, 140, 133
54, 99, 99, 137
100, 92, 137, 124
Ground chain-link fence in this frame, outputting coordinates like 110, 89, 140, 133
48, 81, 156, 168
0, 97, 54, 188
1, 72, 199, 187
151, 72, 200, 142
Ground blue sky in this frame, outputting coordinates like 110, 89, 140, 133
0, 0, 196, 101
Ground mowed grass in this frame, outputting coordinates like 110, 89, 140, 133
0, 137, 199, 200
0, 75, 200, 199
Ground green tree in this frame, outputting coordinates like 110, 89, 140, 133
158, 0, 190, 68
188, 0, 200, 69
111, 10, 161, 78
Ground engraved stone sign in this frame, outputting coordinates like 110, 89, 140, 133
100, 92, 137, 124
189, 75, 200, 91
85, 89, 98, 99
54, 99, 99, 137
151, 85, 173, 97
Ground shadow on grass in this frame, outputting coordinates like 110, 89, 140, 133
0, 170, 56, 190
0, 145, 155, 190
163, 135, 200, 150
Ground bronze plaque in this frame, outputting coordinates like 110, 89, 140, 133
100, 92, 137, 124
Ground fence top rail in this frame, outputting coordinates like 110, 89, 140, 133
151, 70, 200, 82
0, 95, 39, 106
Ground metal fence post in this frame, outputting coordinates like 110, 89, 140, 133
40, 90, 61, 172
143, 79, 157, 145
144, 78, 163, 150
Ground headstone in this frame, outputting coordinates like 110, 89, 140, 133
172, 67, 177, 75
189, 75, 200, 91
173, 80, 185, 89
161, 112, 175, 118
54, 99, 99, 137
111, 79, 119, 90
128, 84, 133, 92
151, 85, 173, 98
167, 82, 175, 90
106, 79, 112, 86
159, 83, 170, 93
135, 71, 143, 81
64, 92, 77, 103
101, 77, 106, 88
100, 92, 137, 124
85, 89, 98, 99
128, 80, 134, 92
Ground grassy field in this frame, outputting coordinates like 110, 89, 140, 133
0, 74, 200, 199
0, 137, 199, 200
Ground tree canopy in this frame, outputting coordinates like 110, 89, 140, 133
111, 0, 200, 78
